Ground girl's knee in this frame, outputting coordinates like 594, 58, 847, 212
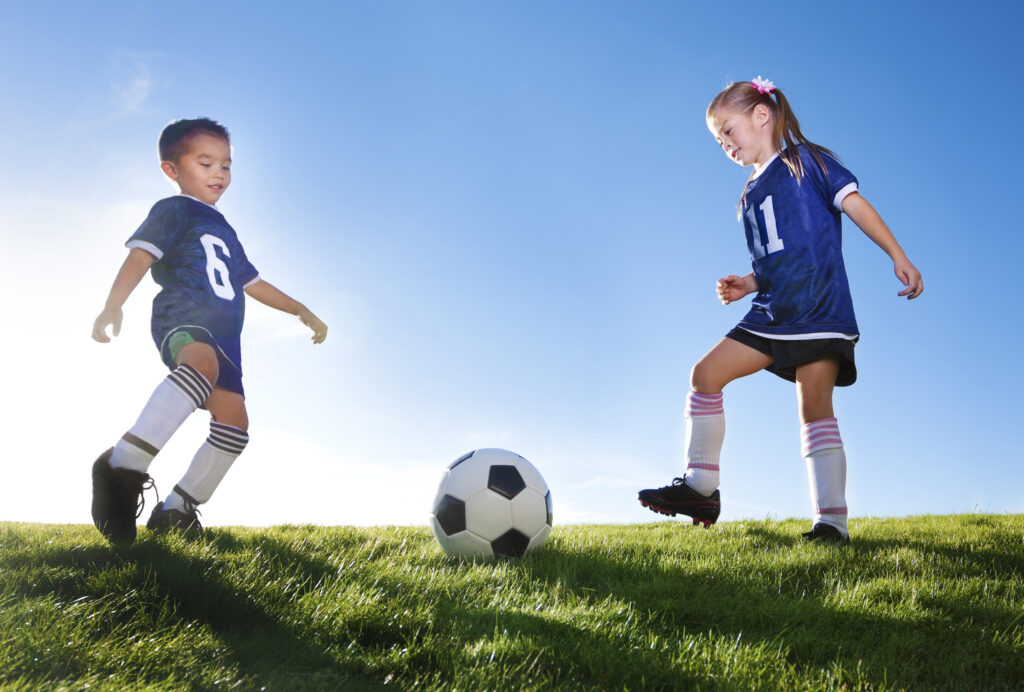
690, 361, 722, 393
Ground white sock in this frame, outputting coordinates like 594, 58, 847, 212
166, 421, 249, 509
802, 417, 848, 536
682, 391, 725, 496
110, 364, 213, 473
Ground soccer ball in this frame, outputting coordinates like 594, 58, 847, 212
430, 448, 552, 557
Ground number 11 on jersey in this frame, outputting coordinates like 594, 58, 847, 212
745, 195, 784, 259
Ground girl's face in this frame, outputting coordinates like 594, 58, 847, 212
707, 105, 775, 168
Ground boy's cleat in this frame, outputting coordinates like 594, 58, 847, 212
147, 500, 203, 535
91, 448, 153, 544
801, 523, 850, 544
637, 477, 721, 528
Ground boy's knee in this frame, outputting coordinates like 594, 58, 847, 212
208, 389, 248, 431
175, 342, 219, 385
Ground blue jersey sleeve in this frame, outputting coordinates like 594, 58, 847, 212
234, 245, 260, 287
126, 197, 187, 259
801, 148, 858, 212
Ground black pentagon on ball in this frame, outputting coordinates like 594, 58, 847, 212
545, 490, 553, 526
491, 528, 530, 557
448, 450, 475, 470
488, 465, 526, 499
434, 494, 466, 535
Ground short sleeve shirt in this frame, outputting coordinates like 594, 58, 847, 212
738, 146, 860, 338
127, 196, 259, 369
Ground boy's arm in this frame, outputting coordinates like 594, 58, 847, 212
92, 248, 155, 342
244, 279, 328, 344
841, 192, 923, 300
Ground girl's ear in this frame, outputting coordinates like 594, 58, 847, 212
160, 160, 178, 180
752, 103, 772, 128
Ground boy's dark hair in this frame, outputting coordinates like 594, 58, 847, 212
158, 117, 231, 163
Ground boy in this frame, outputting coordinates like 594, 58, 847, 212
91, 117, 327, 543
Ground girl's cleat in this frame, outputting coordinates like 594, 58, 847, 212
801, 523, 849, 544
637, 477, 721, 527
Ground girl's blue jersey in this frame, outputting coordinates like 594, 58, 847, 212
127, 196, 259, 369
739, 146, 860, 338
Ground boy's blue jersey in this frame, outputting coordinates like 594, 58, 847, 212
739, 146, 860, 338
127, 196, 259, 372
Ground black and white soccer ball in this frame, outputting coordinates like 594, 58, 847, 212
430, 448, 552, 557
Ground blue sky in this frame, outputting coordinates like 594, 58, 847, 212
1, 1, 1020, 528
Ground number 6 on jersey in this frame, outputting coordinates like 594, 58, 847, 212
200, 233, 235, 300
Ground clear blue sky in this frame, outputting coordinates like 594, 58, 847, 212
1, 1, 1020, 528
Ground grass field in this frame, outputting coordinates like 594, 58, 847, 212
1, 515, 1021, 690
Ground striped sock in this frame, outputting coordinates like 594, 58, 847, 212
802, 417, 848, 536
110, 364, 213, 473
682, 391, 725, 496
166, 421, 249, 509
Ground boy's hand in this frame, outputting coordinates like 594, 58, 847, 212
299, 309, 328, 344
716, 274, 757, 305
894, 257, 923, 300
92, 306, 123, 342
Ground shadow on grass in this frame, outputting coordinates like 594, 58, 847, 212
4, 530, 384, 691
378, 524, 1024, 689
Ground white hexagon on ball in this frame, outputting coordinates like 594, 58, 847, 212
429, 448, 552, 558
509, 489, 548, 538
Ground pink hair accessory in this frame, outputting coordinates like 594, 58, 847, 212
751, 75, 775, 95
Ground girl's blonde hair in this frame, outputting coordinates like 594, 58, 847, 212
707, 81, 837, 217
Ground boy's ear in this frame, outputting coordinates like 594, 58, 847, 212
160, 160, 178, 179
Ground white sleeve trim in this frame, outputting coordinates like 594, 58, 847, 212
243, 274, 261, 289
833, 182, 858, 211
126, 239, 163, 260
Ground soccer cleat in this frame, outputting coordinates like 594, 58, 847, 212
147, 500, 203, 535
801, 523, 850, 544
91, 448, 153, 544
637, 477, 721, 528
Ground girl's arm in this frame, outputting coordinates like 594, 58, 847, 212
716, 273, 758, 306
244, 279, 328, 344
92, 247, 155, 342
841, 192, 923, 300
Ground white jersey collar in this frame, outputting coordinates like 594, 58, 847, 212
178, 194, 220, 212
752, 151, 780, 180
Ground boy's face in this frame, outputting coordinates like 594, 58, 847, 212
160, 133, 232, 205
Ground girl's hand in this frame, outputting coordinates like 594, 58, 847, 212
92, 306, 123, 343
716, 274, 757, 305
299, 309, 328, 344
894, 257, 923, 300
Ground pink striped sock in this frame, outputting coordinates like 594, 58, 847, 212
683, 391, 724, 496
801, 417, 848, 535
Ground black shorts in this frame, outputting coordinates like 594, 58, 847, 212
726, 327, 858, 387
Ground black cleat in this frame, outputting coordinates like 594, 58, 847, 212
91, 448, 153, 544
801, 523, 850, 544
147, 500, 203, 535
637, 477, 721, 528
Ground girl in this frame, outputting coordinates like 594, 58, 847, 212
638, 76, 923, 542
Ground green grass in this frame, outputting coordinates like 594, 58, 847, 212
1, 515, 1021, 691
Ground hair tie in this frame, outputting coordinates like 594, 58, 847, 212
751, 75, 775, 95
